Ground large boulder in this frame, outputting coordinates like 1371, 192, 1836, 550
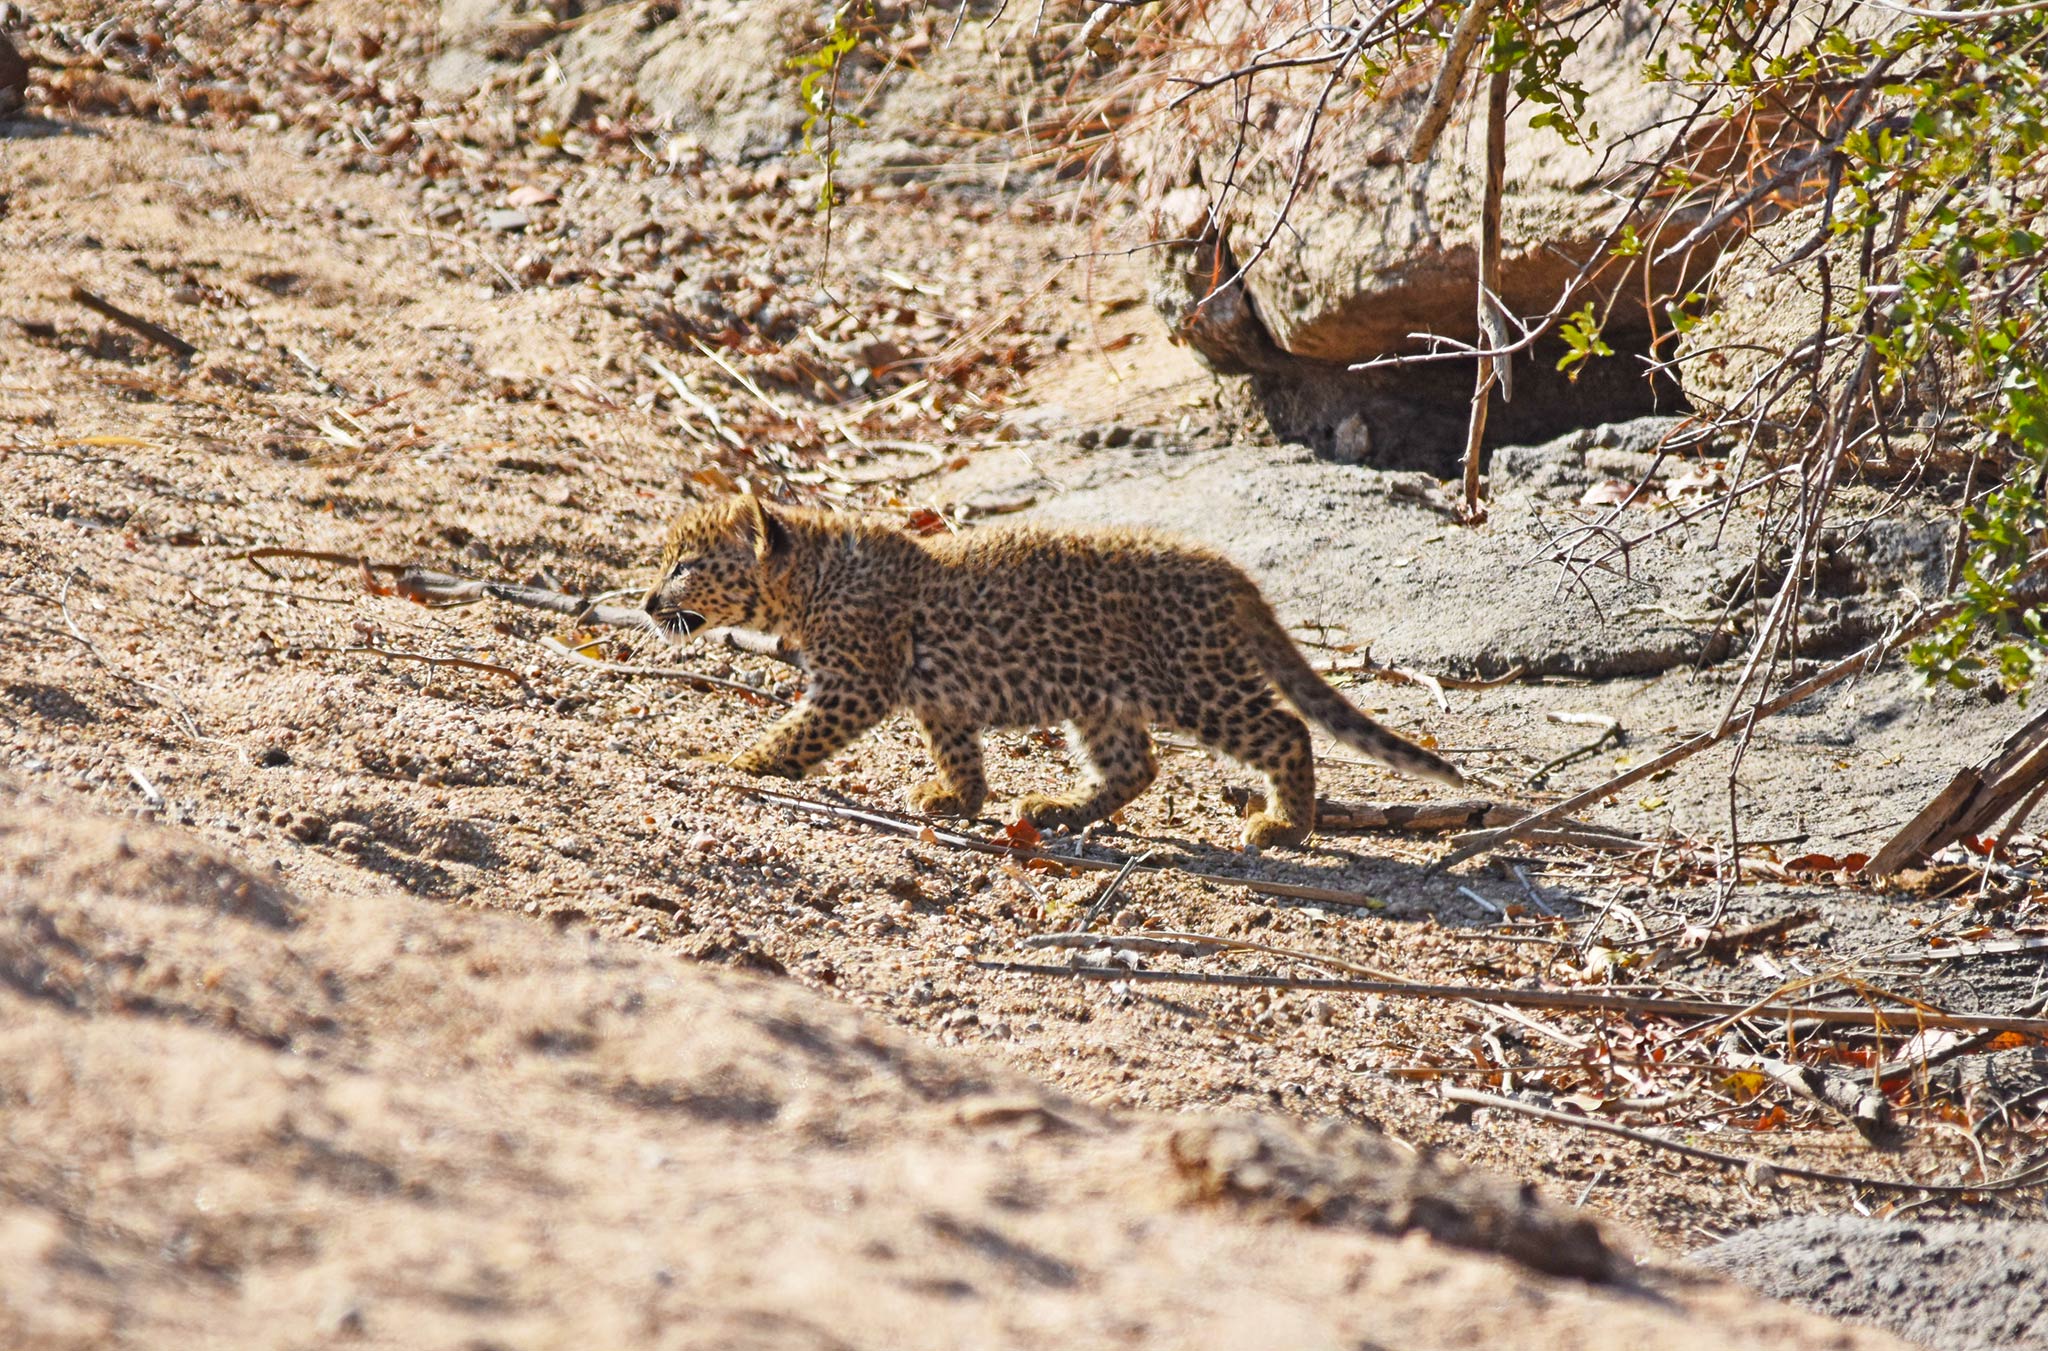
1150, 10, 1687, 360
1130, 3, 1924, 465
1139, 1, 1708, 361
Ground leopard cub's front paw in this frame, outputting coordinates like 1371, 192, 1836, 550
721, 749, 802, 779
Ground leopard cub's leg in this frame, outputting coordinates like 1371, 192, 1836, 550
908, 711, 987, 817
726, 674, 887, 779
1205, 700, 1317, 848
1015, 706, 1158, 833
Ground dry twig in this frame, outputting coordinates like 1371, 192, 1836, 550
296, 644, 525, 684
971, 960, 2048, 1036
537, 636, 794, 706
1434, 603, 1967, 873
69, 284, 197, 358
757, 789, 1412, 910
1445, 1087, 2048, 1196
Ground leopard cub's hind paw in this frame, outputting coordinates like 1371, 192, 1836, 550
1241, 811, 1309, 849
908, 779, 982, 818
1015, 791, 1093, 833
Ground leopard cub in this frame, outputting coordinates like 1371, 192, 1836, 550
644, 492, 1462, 847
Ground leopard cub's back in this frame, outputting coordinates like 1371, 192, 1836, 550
903, 525, 1256, 724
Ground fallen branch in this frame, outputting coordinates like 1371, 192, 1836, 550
1880, 934, 2048, 965
1023, 928, 1402, 979
1866, 707, 2048, 875
1219, 786, 1649, 853
1069, 849, 1150, 933
394, 566, 648, 627
1443, 1087, 2048, 1196
229, 546, 406, 573
1432, 607, 1956, 874
970, 960, 2048, 1036
1223, 787, 1523, 832
296, 644, 525, 684
1879, 994, 2048, 1079
1528, 712, 1621, 789
1438, 663, 1528, 690
537, 636, 794, 706
1721, 1038, 1891, 1142
69, 284, 197, 359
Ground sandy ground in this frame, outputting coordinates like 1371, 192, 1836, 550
1, 777, 1916, 1350
2, 4, 2045, 1346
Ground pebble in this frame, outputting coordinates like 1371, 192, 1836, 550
687, 832, 718, 853
483, 207, 530, 233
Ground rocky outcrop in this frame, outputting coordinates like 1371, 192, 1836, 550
1130, 2, 1879, 464
1141, 3, 1704, 362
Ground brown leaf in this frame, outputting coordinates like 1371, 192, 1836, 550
997, 819, 1044, 850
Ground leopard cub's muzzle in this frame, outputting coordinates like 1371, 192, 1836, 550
643, 593, 707, 642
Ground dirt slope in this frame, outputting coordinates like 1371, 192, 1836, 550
0, 780, 1906, 1351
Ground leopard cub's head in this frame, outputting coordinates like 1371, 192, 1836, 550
642, 492, 789, 643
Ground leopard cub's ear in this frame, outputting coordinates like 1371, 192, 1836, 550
736, 491, 787, 561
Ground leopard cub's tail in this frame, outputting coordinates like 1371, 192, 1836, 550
1237, 592, 1465, 788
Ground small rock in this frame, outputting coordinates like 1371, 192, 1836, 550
326, 821, 373, 853
483, 207, 530, 233
854, 337, 904, 371
1330, 412, 1374, 465
317, 1292, 365, 1336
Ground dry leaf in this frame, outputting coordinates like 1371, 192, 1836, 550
997, 819, 1044, 849
1579, 478, 1635, 507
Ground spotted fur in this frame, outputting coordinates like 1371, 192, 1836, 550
644, 492, 1462, 847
